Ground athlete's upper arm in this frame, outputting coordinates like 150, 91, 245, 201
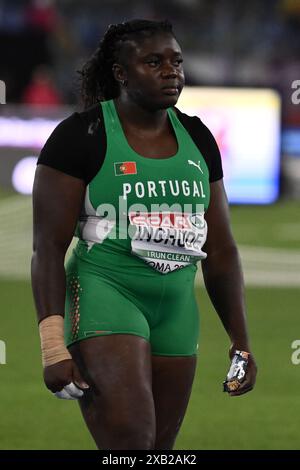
203, 179, 235, 257
32, 164, 86, 253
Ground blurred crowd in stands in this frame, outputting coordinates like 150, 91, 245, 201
1, 0, 300, 125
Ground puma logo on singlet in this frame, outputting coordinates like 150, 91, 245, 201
187, 160, 204, 174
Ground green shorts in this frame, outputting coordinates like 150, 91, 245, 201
64, 252, 200, 356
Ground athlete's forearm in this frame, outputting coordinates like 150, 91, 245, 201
201, 244, 251, 351
31, 246, 67, 324
31, 246, 73, 368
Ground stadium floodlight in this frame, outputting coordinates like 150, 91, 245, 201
12, 156, 38, 195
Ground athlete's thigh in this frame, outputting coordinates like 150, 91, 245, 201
149, 273, 199, 450
69, 335, 156, 449
151, 355, 197, 450
65, 262, 156, 448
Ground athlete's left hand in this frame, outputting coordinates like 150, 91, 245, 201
227, 345, 257, 397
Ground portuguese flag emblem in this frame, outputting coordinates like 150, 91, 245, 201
114, 161, 137, 176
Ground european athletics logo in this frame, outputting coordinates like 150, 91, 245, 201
0, 80, 6, 104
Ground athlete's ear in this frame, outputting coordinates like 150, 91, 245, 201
112, 63, 128, 87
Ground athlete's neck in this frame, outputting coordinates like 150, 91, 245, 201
114, 97, 168, 134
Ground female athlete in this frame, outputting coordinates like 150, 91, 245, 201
31, 19, 257, 450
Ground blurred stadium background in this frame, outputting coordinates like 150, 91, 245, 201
0, 0, 300, 450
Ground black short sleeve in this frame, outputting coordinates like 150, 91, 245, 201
37, 113, 88, 183
194, 117, 223, 183
175, 109, 223, 183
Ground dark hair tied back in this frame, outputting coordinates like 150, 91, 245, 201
79, 19, 174, 108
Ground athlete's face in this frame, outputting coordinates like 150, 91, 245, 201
119, 33, 185, 110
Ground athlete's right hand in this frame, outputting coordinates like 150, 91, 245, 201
43, 359, 90, 400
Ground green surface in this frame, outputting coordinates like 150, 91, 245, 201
0, 282, 299, 449
179, 287, 300, 450
0, 196, 299, 449
230, 201, 300, 250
